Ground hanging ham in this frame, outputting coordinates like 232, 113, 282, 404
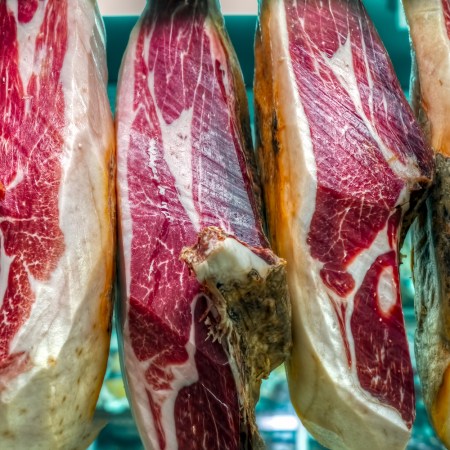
255, 0, 434, 448
115, 1, 291, 449
0, 0, 115, 448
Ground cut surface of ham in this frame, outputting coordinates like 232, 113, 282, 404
403, 0, 450, 446
255, 0, 434, 449
0, 0, 115, 448
116, 1, 290, 449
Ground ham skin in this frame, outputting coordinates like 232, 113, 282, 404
116, 1, 291, 449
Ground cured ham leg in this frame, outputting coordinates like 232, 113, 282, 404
115, 1, 290, 449
0, 1, 115, 449
255, 1, 434, 449
403, 0, 450, 446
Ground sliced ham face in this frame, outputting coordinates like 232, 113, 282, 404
403, 0, 450, 446
0, 1, 115, 448
255, 0, 434, 449
116, 1, 290, 449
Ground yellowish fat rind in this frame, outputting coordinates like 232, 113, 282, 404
403, 0, 450, 447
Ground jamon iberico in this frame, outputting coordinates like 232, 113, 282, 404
116, 1, 290, 449
255, 0, 433, 448
0, 1, 115, 449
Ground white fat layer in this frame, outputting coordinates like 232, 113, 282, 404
193, 237, 270, 284
267, 1, 409, 444
322, 36, 420, 181
116, 21, 140, 303
0, 230, 14, 311
4, 0, 112, 400
123, 295, 201, 450
147, 68, 200, 233
147, 138, 159, 179
161, 105, 199, 232
377, 266, 397, 315
346, 224, 390, 290
340, 225, 391, 376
